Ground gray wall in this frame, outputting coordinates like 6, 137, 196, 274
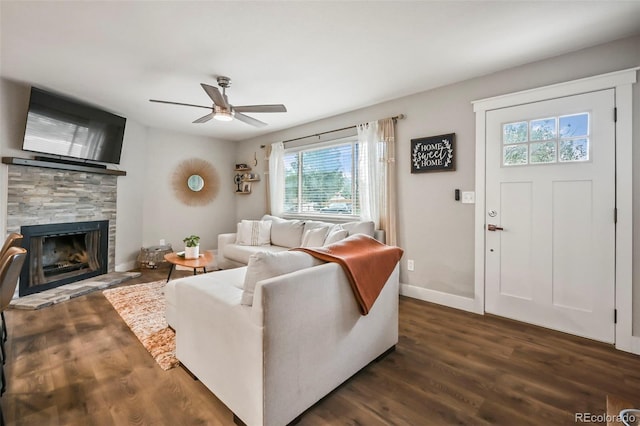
235, 35, 640, 333
141, 128, 237, 253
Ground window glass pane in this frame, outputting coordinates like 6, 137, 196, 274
559, 138, 589, 162
503, 121, 528, 144
301, 145, 353, 214
284, 141, 358, 216
530, 141, 556, 164
530, 118, 556, 141
559, 113, 589, 138
503, 145, 528, 166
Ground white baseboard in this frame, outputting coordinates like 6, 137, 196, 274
115, 261, 136, 272
400, 283, 479, 314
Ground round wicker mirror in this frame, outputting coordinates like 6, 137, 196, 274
172, 159, 219, 205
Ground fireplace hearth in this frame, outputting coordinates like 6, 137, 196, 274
20, 220, 109, 296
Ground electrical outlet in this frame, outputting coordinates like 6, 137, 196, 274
407, 259, 415, 271
461, 191, 475, 204
160, 239, 166, 246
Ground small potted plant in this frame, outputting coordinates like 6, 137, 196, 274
183, 234, 200, 259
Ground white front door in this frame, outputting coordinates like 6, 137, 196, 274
485, 89, 616, 343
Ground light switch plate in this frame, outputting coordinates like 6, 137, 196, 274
461, 191, 475, 204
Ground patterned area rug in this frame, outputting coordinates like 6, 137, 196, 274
103, 280, 178, 370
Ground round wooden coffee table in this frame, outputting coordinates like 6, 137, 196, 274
164, 251, 214, 282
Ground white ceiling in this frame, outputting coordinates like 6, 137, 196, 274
2, 1, 640, 142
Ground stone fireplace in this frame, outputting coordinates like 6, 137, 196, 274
6, 164, 118, 296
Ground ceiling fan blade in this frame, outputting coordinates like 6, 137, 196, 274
200, 83, 229, 109
149, 99, 212, 110
233, 104, 287, 113
234, 112, 268, 128
193, 113, 214, 124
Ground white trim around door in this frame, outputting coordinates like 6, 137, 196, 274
472, 67, 638, 354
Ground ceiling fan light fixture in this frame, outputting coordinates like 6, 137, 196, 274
151, 77, 285, 128
213, 105, 234, 122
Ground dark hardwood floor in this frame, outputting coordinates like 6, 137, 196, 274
2, 266, 639, 425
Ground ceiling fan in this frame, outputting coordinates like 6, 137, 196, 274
149, 76, 287, 128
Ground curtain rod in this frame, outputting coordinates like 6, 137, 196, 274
260, 113, 405, 148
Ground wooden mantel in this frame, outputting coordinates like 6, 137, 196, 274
2, 157, 127, 176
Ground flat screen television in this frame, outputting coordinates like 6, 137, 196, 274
22, 87, 126, 165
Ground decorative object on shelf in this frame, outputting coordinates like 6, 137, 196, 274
172, 158, 219, 206
234, 173, 243, 192
411, 133, 455, 173
136, 245, 173, 269
183, 235, 200, 259
242, 172, 260, 182
241, 182, 252, 194
235, 163, 249, 170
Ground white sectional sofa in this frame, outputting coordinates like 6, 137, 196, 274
217, 214, 383, 269
167, 250, 399, 426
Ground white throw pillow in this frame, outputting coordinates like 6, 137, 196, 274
323, 228, 349, 245
266, 217, 305, 248
236, 220, 272, 246
300, 226, 330, 247
241, 251, 323, 305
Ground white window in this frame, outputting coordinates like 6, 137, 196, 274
283, 137, 359, 218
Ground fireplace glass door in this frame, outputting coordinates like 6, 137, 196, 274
20, 220, 109, 296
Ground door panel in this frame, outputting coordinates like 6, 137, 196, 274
499, 182, 533, 300
485, 89, 615, 343
552, 180, 593, 312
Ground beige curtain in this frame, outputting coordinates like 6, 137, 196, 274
377, 118, 398, 246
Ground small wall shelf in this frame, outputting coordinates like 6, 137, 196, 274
234, 165, 259, 194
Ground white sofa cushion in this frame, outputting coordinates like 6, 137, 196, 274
301, 226, 330, 247
166, 267, 247, 330
241, 251, 324, 305
342, 220, 375, 237
224, 243, 288, 265
236, 220, 272, 246
262, 215, 305, 248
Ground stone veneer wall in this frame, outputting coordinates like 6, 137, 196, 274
6, 165, 117, 272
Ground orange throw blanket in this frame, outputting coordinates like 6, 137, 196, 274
292, 234, 404, 315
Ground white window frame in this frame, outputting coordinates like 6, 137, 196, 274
282, 136, 361, 222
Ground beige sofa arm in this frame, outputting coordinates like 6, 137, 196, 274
217, 233, 237, 269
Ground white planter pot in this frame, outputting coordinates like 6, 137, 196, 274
185, 245, 200, 259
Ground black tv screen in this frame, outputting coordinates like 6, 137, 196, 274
22, 87, 126, 164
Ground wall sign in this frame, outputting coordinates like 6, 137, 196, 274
411, 133, 455, 173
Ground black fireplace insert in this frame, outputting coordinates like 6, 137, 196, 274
19, 220, 109, 296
